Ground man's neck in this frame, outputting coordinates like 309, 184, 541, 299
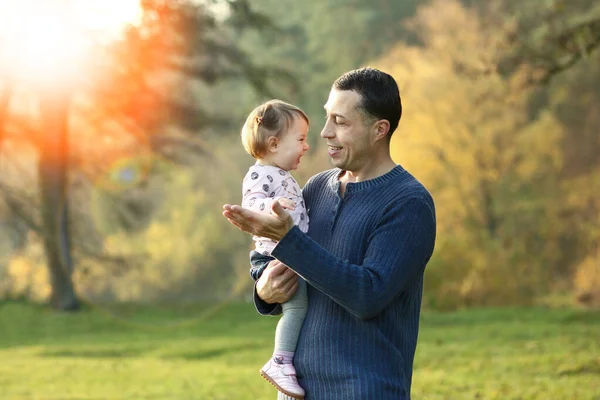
341, 155, 396, 184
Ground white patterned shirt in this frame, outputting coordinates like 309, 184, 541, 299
241, 163, 309, 255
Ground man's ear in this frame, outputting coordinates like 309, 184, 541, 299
372, 120, 391, 143
267, 136, 279, 152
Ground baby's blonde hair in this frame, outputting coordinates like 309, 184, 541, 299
241, 99, 309, 159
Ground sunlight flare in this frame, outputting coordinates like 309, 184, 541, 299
0, 0, 141, 83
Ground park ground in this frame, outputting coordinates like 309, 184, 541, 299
0, 301, 599, 400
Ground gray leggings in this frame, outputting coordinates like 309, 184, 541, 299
275, 277, 307, 352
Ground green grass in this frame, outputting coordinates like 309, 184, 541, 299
0, 301, 599, 399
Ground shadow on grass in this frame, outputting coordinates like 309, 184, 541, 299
39, 346, 153, 359
161, 343, 254, 361
559, 310, 600, 325
558, 359, 600, 377
38, 345, 159, 358
420, 307, 600, 327
0, 300, 265, 350
37, 342, 256, 361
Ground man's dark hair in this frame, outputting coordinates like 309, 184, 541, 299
333, 67, 402, 137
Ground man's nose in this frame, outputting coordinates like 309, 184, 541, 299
321, 123, 334, 139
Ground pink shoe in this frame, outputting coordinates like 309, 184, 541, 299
260, 357, 305, 399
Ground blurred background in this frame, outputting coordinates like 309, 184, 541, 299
0, 0, 599, 398
1, 0, 598, 311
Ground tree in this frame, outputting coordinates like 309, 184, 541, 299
497, 0, 600, 85
0, 0, 290, 310
230, 0, 422, 139
377, 0, 565, 306
545, 49, 600, 297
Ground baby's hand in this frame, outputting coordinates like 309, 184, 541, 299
277, 197, 296, 211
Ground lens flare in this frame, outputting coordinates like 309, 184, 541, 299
0, 0, 141, 83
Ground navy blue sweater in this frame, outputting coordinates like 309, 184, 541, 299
253, 166, 436, 400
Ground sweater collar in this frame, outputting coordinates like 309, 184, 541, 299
329, 165, 406, 194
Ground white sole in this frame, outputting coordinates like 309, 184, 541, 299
260, 369, 305, 399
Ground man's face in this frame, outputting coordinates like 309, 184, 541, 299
321, 89, 374, 172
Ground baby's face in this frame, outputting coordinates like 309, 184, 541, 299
272, 117, 310, 171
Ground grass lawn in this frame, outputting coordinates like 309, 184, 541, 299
0, 301, 599, 399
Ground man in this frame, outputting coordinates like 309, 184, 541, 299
223, 67, 436, 400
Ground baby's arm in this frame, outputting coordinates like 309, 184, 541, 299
277, 197, 296, 211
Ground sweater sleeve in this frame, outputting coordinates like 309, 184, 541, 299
249, 251, 282, 316
271, 198, 436, 320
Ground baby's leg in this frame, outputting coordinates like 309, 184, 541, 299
260, 278, 307, 399
275, 278, 308, 353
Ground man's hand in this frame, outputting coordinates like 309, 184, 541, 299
223, 199, 294, 241
256, 259, 298, 304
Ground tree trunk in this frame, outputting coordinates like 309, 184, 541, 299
0, 79, 13, 147
38, 89, 79, 311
